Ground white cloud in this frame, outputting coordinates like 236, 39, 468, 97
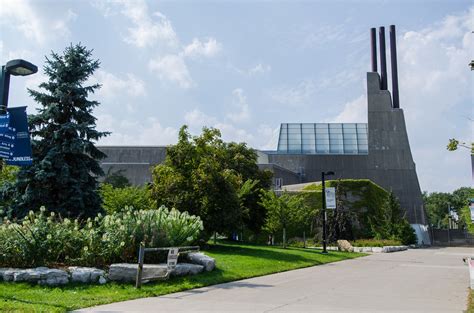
248, 63, 271, 76
269, 79, 317, 107
184, 109, 218, 129
227, 88, 250, 123
325, 95, 367, 123
396, 8, 473, 192
93, 1, 222, 89
95, 0, 178, 49
184, 108, 276, 149
98, 115, 178, 145
0, 0, 76, 44
149, 54, 194, 89
257, 125, 280, 150
93, 70, 146, 99
182, 37, 222, 59
229, 62, 272, 77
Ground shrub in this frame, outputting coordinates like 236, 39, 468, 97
0, 206, 203, 268
100, 184, 156, 214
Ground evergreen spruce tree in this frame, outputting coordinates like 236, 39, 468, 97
12, 44, 108, 218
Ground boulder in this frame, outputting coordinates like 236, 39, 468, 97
185, 252, 216, 271
336, 240, 354, 252
38, 268, 69, 286
108, 263, 168, 282
372, 247, 383, 253
68, 267, 105, 283
12, 267, 69, 286
0, 268, 19, 282
171, 263, 204, 277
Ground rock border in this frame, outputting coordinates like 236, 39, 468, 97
310, 245, 408, 253
0, 252, 216, 286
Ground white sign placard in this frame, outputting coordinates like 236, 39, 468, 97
167, 248, 179, 270
325, 187, 336, 209
470, 202, 474, 223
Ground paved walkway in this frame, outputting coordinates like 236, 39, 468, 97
80, 247, 473, 312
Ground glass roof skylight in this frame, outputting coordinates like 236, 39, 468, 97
277, 123, 368, 155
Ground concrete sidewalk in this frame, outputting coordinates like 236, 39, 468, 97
79, 247, 473, 312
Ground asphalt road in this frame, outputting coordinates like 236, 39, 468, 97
80, 247, 473, 313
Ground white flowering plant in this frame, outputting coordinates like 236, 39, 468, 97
0, 206, 203, 268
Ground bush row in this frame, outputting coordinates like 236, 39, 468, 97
0, 206, 203, 268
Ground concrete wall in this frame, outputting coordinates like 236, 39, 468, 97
99, 146, 167, 185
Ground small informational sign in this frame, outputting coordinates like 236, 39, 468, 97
325, 187, 336, 209
167, 248, 179, 270
469, 199, 474, 223
0, 107, 32, 166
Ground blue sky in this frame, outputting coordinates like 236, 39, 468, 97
1, 0, 472, 192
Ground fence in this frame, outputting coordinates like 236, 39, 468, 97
431, 228, 474, 246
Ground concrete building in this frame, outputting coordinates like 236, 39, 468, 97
97, 25, 429, 243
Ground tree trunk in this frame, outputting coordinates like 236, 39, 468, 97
303, 231, 306, 248
213, 232, 217, 245
283, 227, 287, 249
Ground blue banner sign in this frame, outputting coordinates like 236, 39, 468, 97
0, 107, 33, 166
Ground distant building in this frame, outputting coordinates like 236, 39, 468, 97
98, 25, 430, 243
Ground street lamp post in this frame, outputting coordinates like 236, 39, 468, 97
321, 171, 335, 254
1, 59, 38, 113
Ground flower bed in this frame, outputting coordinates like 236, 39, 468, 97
0, 206, 203, 268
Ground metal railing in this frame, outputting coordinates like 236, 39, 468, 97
136, 244, 200, 288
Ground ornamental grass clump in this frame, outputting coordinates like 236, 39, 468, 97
0, 206, 203, 268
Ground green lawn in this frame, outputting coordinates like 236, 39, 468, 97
0, 241, 364, 312
468, 289, 474, 313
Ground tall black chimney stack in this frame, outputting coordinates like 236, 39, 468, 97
379, 27, 388, 90
370, 28, 377, 72
389, 25, 400, 108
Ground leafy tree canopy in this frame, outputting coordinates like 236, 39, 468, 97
259, 190, 305, 248
11, 44, 108, 219
151, 126, 271, 237
423, 187, 473, 229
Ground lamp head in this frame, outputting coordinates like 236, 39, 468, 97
5, 59, 38, 76
324, 171, 335, 176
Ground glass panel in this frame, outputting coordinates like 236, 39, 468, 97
344, 132, 357, 137
316, 123, 329, 128
343, 129, 357, 135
